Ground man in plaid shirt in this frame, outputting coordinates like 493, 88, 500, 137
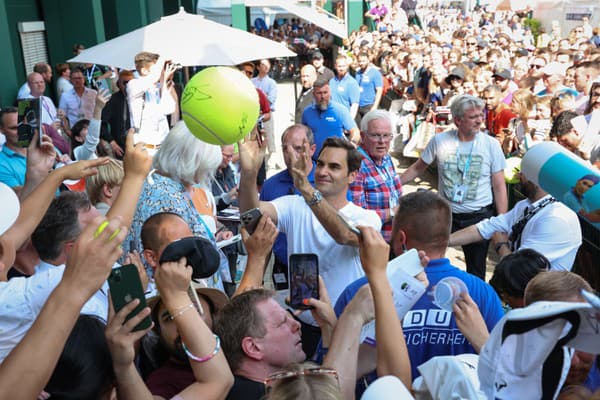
350, 110, 402, 242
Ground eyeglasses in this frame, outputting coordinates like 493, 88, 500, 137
467, 42, 477, 46
366, 132, 393, 141
265, 367, 339, 387
529, 64, 544, 69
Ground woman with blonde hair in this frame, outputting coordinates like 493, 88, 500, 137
502, 89, 541, 155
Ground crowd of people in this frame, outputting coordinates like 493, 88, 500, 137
1, 0, 600, 399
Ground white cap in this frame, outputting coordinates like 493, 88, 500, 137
361, 375, 414, 400
478, 301, 600, 399
413, 353, 484, 400
0, 182, 19, 236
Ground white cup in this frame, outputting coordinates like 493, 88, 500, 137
433, 277, 468, 311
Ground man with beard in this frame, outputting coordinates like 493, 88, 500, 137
301, 78, 359, 160
449, 166, 581, 271
329, 55, 360, 119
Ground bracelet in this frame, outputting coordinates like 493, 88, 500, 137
494, 242, 510, 253
182, 335, 221, 363
168, 303, 194, 321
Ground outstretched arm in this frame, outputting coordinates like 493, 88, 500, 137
0, 216, 126, 400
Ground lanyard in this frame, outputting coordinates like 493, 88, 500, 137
86, 65, 96, 85
455, 134, 477, 184
40, 97, 55, 120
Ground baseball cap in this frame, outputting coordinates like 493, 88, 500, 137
478, 301, 600, 399
414, 353, 484, 400
492, 68, 512, 80
445, 66, 466, 84
541, 61, 567, 77
311, 51, 324, 60
159, 236, 221, 280
0, 182, 19, 236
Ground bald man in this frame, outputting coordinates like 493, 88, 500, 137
295, 64, 317, 123
27, 72, 59, 125
17, 62, 53, 100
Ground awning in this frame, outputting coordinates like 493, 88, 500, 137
245, 0, 347, 39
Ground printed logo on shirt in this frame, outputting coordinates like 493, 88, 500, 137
325, 117, 337, 122
402, 308, 467, 346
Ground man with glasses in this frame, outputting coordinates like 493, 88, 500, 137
350, 110, 402, 242
527, 56, 548, 94
212, 144, 238, 211
402, 95, 507, 280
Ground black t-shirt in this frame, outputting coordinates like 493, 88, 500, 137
225, 375, 265, 400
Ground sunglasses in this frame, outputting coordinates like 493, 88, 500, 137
265, 367, 339, 388
530, 64, 544, 69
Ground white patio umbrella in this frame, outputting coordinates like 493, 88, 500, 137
68, 7, 296, 69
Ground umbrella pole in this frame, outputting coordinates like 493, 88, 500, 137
184, 66, 190, 84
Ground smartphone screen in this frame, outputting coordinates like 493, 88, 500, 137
241, 208, 262, 235
17, 98, 41, 148
289, 253, 319, 309
108, 264, 152, 331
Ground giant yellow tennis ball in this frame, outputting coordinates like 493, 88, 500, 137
504, 157, 522, 184
181, 67, 259, 145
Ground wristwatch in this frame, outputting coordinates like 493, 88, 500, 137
306, 190, 323, 207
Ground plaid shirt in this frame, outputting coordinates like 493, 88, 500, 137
350, 148, 402, 242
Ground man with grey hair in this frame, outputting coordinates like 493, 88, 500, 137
350, 110, 402, 242
401, 94, 507, 279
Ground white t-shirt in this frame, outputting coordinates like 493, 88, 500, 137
0, 261, 109, 363
271, 195, 381, 305
421, 130, 506, 213
476, 195, 581, 271
127, 75, 175, 147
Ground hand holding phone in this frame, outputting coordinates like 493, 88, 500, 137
289, 253, 319, 310
241, 208, 262, 235
108, 264, 152, 331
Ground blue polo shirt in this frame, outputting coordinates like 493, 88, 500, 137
329, 74, 360, 112
302, 102, 357, 159
355, 67, 383, 107
0, 146, 27, 188
259, 166, 315, 266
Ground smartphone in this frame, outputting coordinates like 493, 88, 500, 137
289, 253, 319, 310
337, 212, 361, 237
241, 208, 262, 235
108, 264, 152, 331
256, 115, 265, 146
17, 98, 41, 148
